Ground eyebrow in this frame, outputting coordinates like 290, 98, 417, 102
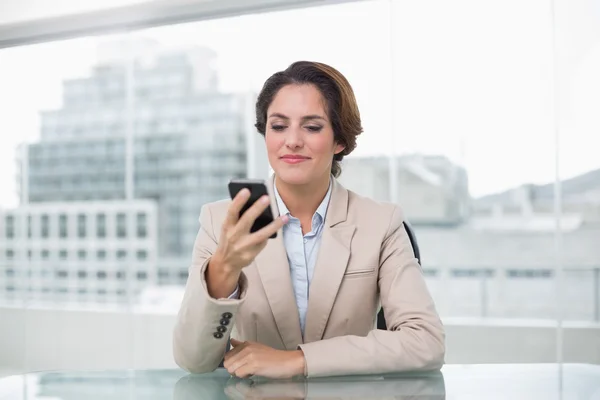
268, 113, 326, 122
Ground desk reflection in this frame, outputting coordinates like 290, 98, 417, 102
174, 371, 446, 400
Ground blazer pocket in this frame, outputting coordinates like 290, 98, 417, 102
343, 268, 377, 278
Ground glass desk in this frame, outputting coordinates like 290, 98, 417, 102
1, 364, 599, 399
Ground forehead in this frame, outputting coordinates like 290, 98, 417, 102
267, 84, 327, 117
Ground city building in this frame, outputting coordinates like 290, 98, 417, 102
339, 154, 470, 226
0, 200, 158, 306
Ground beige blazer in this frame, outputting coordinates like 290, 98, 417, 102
173, 178, 445, 378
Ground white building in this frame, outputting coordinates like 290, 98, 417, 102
0, 200, 158, 307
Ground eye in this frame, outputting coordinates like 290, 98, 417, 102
271, 124, 286, 132
306, 125, 323, 133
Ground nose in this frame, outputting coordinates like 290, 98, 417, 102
284, 125, 303, 149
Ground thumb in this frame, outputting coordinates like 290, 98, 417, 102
230, 338, 243, 347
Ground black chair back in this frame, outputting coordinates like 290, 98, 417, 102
376, 220, 420, 330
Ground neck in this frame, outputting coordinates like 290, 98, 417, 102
275, 172, 331, 219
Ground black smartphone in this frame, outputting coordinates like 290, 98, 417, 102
228, 179, 278, 238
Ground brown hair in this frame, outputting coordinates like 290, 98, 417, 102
255, 61, 363, 178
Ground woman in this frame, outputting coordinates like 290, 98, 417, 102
173, 61, 445, 379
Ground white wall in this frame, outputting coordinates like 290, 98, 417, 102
1, 307, 599, 375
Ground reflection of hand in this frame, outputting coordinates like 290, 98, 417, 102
224, 380, 306, 400
223, 339, 306, 379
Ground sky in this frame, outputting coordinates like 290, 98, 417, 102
0, 0, 599, 208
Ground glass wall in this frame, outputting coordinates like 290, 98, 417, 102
0, 0, 598, 375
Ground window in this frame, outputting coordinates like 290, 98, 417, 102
116, 249, 127, 260
136, 250, 148, 260
78, 271, 87, 279
136, 271, 148, 280
27, 215, 33, 238
116, 213, 127, 238
5, 215, 14, 238
41, 250, 50, 260
97, 249, 106, 260
41, 214, 50, 238
136, 212, 147, 238
6, 269, 15, 277
97, 271, 107, 279
78, 249, 87, 260
178, 270, 188, 280
57, 270, 68, 278
451, 269, 495, 278
507, 269, 554, 279
116, 271, 125, 280
59, 249, 68, 260
96, 214, 106, 238
59, 214, 68, 238
77, 214, 87, 238
6, 249, 14, 260
78, 288, 87, 294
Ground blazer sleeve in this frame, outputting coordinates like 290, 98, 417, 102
298, 205, 445, 377
172, 203, 248, 374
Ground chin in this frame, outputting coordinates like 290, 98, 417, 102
273, 167, 314, 186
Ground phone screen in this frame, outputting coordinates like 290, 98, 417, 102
228, 179, 277, 238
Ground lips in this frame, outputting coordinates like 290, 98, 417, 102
280, 155, 310, 164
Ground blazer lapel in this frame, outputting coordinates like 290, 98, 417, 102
254, 176, 303, 350
303, 180, 356, 343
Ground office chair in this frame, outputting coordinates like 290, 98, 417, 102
219, 220, 420, 366
377, 220, 420, 330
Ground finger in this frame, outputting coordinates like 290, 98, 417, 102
224, 342, 246, 362
225, 189, 251, 228
225, 349, 251, 374
236, 195, 271, 232
232, 363, 256, 379
230, 338, 243, 347
247, 215, 289, 245
224, 345, 254, 369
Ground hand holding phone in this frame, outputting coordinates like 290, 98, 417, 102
209, 180, 288, 284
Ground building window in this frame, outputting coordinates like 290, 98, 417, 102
507, 269, 554, 279
78, 288, 87, 294
97, 271, 107, 279
41, 250, 50, 259
137, 271, 148, 280
117, 289, 126, 296
27, 215, 32, 238
116, 249, 127, 260
97, 249, 106, 260
5, 215, 14, 238
27, 250, 33, 259
6, 286, 15, 292
136, 250, 148, 260
136, 212, 147, 238
116, 271, 125, 280
451, 269, 495, 278
97, 214, 106, 238
158, 270, 169, 278
41, 214, 50, 238
57, 270, 68, 278
116, 213, 127, 238
422, 269, 438, 277
78, 271, 87, 279
58, 288, 68, 294
6, 269, 15, 277
59, 214, 68, 238
6, 249, 14, 260
77, 214, 87, 238
178, 270, 188, 280
78, 249, 87, 260
97, 289, 107, 295
59, 249, 68, 260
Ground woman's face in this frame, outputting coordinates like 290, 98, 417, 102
265, 84, 344, 186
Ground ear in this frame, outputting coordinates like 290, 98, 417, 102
334, 143, 345, 155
